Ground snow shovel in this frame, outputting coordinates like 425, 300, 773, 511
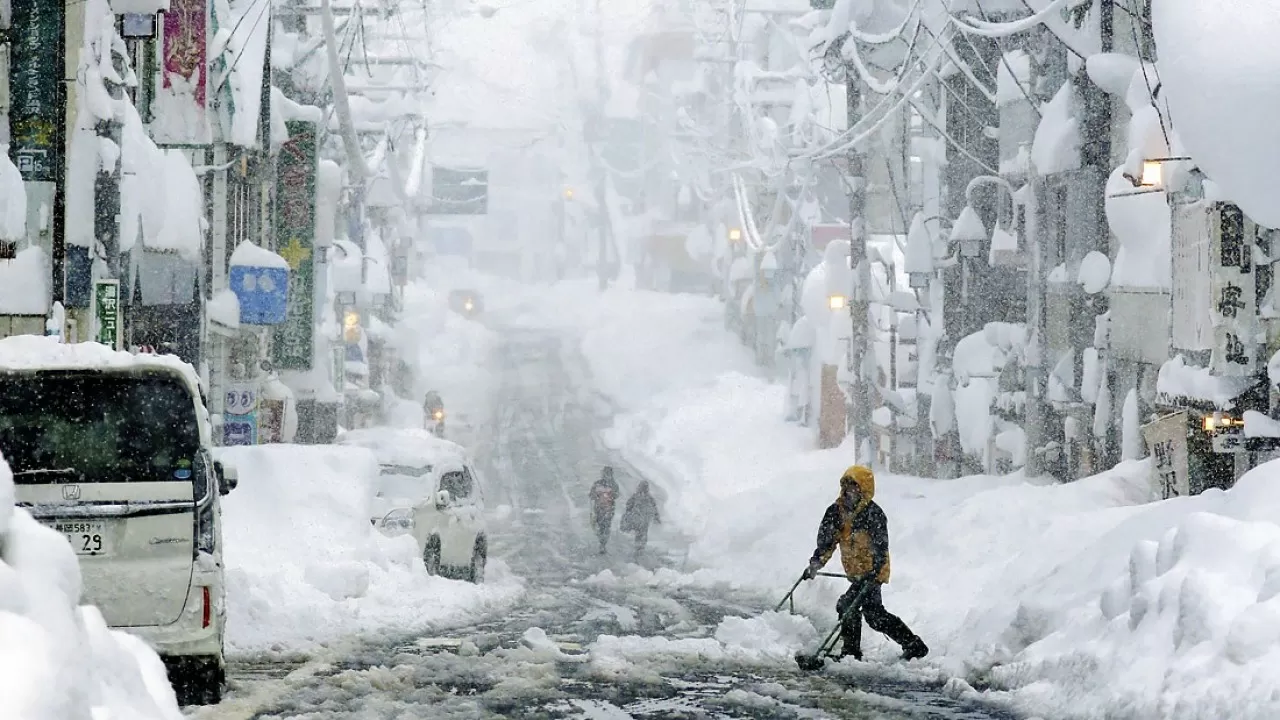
775, 571, 852, 613
794, 580, 872, 672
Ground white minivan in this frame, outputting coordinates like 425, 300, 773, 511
338, 428, 488, 582
1, 340, 235, 705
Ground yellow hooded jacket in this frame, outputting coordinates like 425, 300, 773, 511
809, 465, 891, 583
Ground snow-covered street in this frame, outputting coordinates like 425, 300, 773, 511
184, 310, 1013, 719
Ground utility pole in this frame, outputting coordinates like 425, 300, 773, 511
845, 55, 873, 462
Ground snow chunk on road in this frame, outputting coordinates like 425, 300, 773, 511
587, 612, 818, 679
219, 444, 522, 655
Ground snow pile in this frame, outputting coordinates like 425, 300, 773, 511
0, 146, 26, 240
1153, 1, 1280, 229
524, 281, 1280, 719
588, 612, 818, 678
1157, 354, 1255, 408
219, 444, 522, 655
0, 247, 52, 316
0, 453, 184, 719
217, 0, 271, 147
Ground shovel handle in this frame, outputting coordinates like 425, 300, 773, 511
774, 574, 805, 612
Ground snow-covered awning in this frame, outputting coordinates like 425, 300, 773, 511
1156, 355, 1257, 410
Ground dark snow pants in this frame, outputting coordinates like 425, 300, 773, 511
593, 509, 613, 550
836, 582, 916, 658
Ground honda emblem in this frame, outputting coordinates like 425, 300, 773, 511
62, 485, 81, 501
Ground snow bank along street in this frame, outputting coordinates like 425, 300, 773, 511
0, 450, 183, 720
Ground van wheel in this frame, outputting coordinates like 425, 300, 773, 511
169, 656, 224, 706
466, 537, 487, 584
423, 536, 442, 576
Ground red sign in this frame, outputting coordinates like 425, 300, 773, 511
810, 224, 850, 252
163, 0, 207, 107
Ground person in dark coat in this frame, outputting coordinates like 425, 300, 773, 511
620, 480, 660, 558
803, 465, 928, 661
588, 466, 621, 554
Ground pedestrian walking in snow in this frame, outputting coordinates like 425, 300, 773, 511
588, 466, 620, 554
620, 480, 660, 559
802, 465, 928, 661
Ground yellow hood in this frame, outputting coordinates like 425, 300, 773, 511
839, 465, 875, 511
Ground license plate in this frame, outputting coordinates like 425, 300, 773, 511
53, 521, 110, 556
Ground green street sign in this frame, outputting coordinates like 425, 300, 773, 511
271, 120, 318, 370
92, 280, 121, 350
9, 0, 64, 182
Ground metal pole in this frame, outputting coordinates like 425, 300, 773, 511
846, 65, 872, 461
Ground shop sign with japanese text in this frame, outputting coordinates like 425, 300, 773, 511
92, 280, 121, 350
271, 121, 318, 370
9, 0, 63, 182
1142, 411, 1190, 499
1210, 204, 1257, 375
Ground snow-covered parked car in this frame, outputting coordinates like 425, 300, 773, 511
0, 337, 236, 705
337, 427, 489, 582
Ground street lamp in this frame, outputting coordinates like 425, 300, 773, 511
564, 187, 575, 201
343, 309, 361, 344
952, 175, 1021, 266
1121, 155, 1192, 190
728, 227, 742, 243
828, 294, 847, 310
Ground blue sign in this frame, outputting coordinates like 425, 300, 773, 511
229, 265, 289, 325
224, 420, 256, 446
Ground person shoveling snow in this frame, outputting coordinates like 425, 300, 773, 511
799, 465, 928, 666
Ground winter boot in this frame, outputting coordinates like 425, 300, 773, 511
900, 636, 929, 661
837, 639, 862, 661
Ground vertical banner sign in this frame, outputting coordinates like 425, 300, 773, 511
154, 0, 211, 144
1171, 202, 1214, 352
1210, 204, 1257, 375
8, 0, 63, 181
91, 280, 121, 350
223, 384, 258, 446
271, 121, 318, 370
1142, 411, 1190, 499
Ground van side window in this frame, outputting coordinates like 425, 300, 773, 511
439, 470, 472, 500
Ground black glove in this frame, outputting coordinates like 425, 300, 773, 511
802, 560, 821, 581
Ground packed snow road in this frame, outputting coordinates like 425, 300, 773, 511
188, 330, 1018, 719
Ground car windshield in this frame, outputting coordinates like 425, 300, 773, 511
0, 371, 201, 484
439, 468, 474, 500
